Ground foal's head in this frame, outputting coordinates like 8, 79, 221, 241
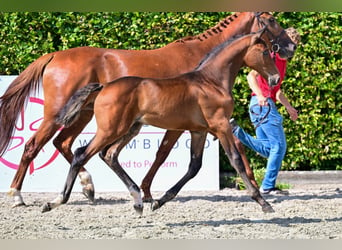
244, 31, 280, 87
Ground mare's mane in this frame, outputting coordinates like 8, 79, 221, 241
174, 12, 240, 43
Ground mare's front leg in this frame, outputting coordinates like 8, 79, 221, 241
217, 127, 274, 213
141, 130, 184, 202
53, 109, 96, 203
99, 122, 144, 214
42, 145, 89, 212
233, 136, 258, 188
151, 131, 207, 211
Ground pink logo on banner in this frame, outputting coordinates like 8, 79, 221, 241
0, 97, 60, 174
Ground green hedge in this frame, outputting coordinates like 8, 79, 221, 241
0, 12, 341, 171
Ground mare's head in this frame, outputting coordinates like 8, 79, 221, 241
244, 29, 280, 87
252, 12, 297, 59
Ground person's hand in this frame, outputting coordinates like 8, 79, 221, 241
286, 106, 299, 121
257, 95, 268, 106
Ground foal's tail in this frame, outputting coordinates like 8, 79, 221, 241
56, 83, 103, 127
0, 53, 54, 157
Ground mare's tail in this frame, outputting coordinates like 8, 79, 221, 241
0, 53, 54, 157
56, 83, 103, 127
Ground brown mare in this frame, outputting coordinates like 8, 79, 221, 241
0, 12, 296, 207
42, 30, 280, 213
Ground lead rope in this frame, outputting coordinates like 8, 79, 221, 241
250, 52, 276, 128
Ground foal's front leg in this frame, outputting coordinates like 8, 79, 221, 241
217, 129, 274, 213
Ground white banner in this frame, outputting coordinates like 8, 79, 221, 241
0, 76, 219, 192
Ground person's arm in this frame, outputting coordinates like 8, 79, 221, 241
276, 89, 298, 121
247, 70, 268, 106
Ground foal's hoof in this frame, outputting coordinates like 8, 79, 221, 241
82, 187, 95, 204
262, 204, 275, 213
41, 203, 52, 213
133, 204, 143, 215
151, 200, 160, 211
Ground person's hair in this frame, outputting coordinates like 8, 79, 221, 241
285, 27, 301, 45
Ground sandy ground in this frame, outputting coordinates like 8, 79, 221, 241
0, 183, 341, 239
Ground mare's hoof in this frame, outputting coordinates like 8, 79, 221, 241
133, 204, 143, 215
262, 204, 275, 213
11, 202, 26, 208
82, 187, 95, 204
151, 200, 160, 211
41, 203, 52, 213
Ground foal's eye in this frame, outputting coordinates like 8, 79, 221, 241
263, 50, 269, 56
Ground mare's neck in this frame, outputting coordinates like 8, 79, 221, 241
165, 12, 255, 61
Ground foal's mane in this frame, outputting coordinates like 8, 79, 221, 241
194, 32, 266, 71
174, 12, 240, 43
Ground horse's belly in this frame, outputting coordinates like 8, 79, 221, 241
139, 114, 208, 131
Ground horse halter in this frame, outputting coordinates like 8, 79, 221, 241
254, 12, 285, 53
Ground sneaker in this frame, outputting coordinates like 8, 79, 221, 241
260, 187, 289, 195
229, 118, 239, 133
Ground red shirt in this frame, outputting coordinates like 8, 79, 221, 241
252, 52, 287, 102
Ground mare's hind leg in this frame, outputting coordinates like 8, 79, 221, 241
53, 109, 95, 202
8, 120, 60, 207
217, 128, 274, 213
141, 130, 184, 202
151, 131, 207, 211
99, 122, 144, 214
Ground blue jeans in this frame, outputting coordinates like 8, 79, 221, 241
233, 96, 287, 190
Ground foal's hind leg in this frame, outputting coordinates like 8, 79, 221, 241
217, 129, 274, 213
141, 130, 184, 202
42, 127, 119, 212
151, 131, 207, 211
8, 120, 60, 207
100, 146, 143, 214
42, 145, 91, 212
99, 122, 144, 214
53, 109, 95, 202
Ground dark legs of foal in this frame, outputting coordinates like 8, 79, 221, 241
217, 130, 274, 213
141, 131, 259, 202
42, 122, 144, 213
42, 145, 91, 212
98, 122, 144, 213
151, 129, 274, 213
